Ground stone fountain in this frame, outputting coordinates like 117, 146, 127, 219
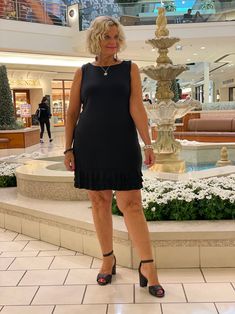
141, 7, 201, 173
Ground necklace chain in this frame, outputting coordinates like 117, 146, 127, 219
100, 65, 111, 76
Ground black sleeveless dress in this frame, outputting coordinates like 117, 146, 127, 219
73, 61, 142, 190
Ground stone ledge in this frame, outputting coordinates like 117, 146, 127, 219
0, 188, 235, 268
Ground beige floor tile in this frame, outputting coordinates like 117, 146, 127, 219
65, 267, 138, 285
50, 255, 92, 269
14, 234, 38, 241
184, 283, 235, 302
84, 284, 133, 304
65, 268, 101, 285
32, 285, 85, 305
0, 287, 38, 305
19, 269, 68, 286
202, 268, 235, 282
1, 251, 39, 257
0, 270, 25, 286
91, 257, 102, 268
135, 283, 186, 303
0, 241, 28, 252
8, 257, 53, 270
115, 267, 139, 284
108, 304, 162, 314
216, 303, 235, 314
23, 241, 59, 251
0, 232, 17, 241
54, 304, 107, 314
38, 250, 76, 257
162, 303, 217, 314
158, 268, 205, 283
0, 258, 15, 270
1, 305, 54, 314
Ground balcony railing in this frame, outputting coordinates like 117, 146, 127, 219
78, 0, 235, 30
1, 1, 235, 29
0, 0, 68, 26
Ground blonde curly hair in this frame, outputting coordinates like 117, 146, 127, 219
86, 16, 126, 55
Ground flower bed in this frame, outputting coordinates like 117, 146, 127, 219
0, 162, 21, 187
112, 175, 235, 221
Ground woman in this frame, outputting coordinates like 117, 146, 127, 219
37, 96, 53, 143
64, 16, 164, 298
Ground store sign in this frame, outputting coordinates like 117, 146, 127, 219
9, 79, 41, 88
20, 103, 31, 117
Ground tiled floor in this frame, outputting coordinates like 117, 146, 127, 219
1, 133, 235, 313
0, 228, 235, 313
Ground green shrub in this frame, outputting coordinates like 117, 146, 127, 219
112, 175, 235, 221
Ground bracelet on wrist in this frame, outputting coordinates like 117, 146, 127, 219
63, 148, 73, 155
143, 144, 154, 150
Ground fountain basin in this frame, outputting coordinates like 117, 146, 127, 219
16, 160, 88, 201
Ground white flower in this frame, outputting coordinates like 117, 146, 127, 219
0, 162, 21, 177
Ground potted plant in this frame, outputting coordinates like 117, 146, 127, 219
201, 0, 215, 10
164, 1, 176, 12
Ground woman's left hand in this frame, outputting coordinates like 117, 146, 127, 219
144, 148, 155, 168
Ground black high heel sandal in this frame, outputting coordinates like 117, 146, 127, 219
97, 250, 116, 286
139, 259, 165, 298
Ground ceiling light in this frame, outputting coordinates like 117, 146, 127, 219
175, 45, 182, 51
193, 53, 198, 56
187, 58, 191, 61
151, 48, 156, 52
200, 46, 206, 50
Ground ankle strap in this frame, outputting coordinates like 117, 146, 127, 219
103, 250, 113, 257
141, 259, 154, 264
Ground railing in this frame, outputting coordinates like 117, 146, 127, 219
1, 0, 235, 29
0, 0, 68, 26
78, 0, 235, 30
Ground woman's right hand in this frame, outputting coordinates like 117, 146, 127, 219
64, 151, 75, 171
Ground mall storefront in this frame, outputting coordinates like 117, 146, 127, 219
9, 77, 72, 128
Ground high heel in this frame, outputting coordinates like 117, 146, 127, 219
138, 259, 165, 298
97, 250, 116, 285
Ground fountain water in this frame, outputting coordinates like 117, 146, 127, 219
141, 7, 201, 173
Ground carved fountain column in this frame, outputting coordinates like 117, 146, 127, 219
141, 7, 200, 173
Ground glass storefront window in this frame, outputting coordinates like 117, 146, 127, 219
51, 81, 63, 88
51, 80, 72, 127
64, 81, 72, 89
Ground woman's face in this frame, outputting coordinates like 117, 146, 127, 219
99, 25, 119, 57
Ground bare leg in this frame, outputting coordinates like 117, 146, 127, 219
116, 190, 160, 286
88, 190, 114, 274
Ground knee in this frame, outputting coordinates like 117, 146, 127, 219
89, 193, 111, 210
117, 199, 142, 215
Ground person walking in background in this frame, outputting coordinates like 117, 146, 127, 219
37, 96, 53, 143
143, 94, 152, 104
183, 8, 193, 22
64, 16, 164, 298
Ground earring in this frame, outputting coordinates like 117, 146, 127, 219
114, 53, 118, 61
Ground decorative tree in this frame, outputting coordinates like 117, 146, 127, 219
0, 65, 21, 130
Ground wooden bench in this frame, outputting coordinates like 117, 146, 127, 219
0, 137, 10, 149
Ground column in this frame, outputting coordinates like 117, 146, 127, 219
203, 62, 210, 103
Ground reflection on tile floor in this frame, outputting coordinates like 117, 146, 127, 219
0, 228, 235, 313
1, 133, 235, 313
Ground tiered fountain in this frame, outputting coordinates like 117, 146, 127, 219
141, 7, 201, 173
